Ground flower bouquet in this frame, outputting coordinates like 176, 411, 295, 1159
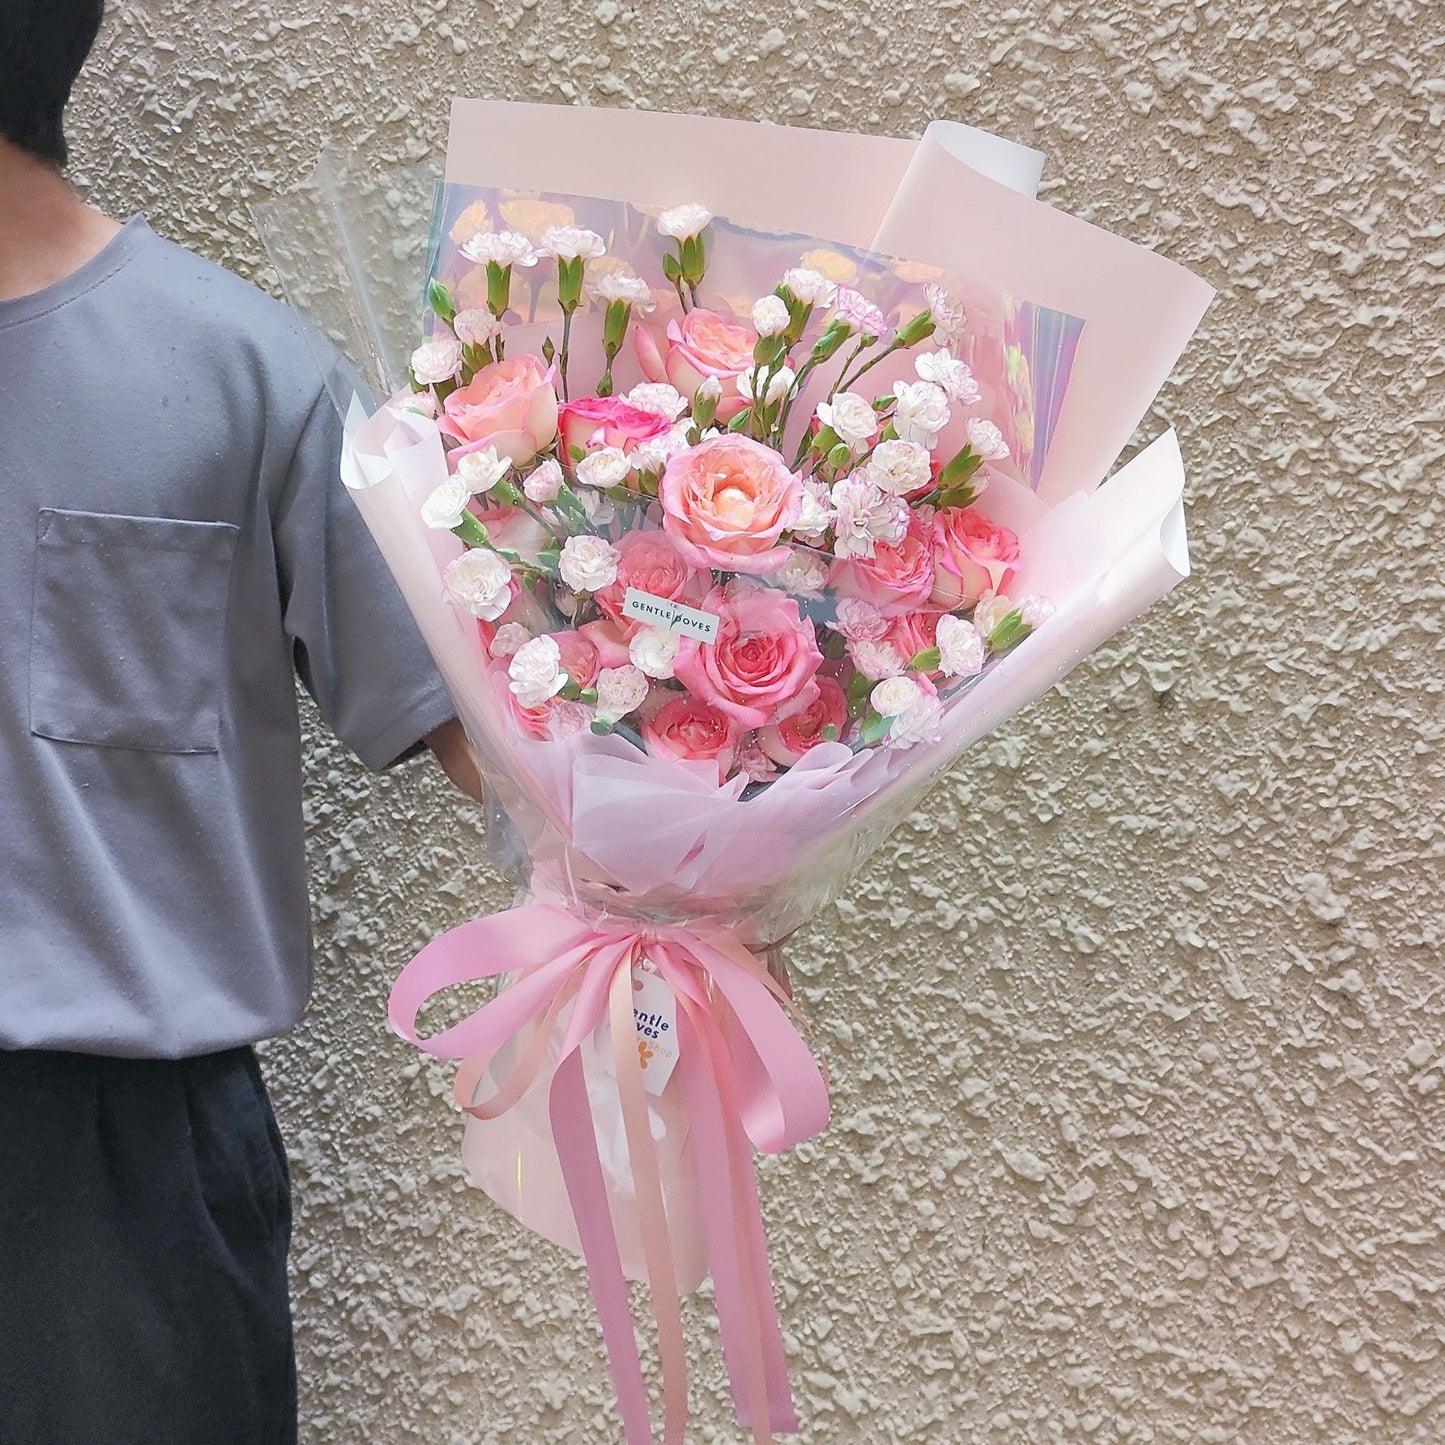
255, 100, 1213, 1444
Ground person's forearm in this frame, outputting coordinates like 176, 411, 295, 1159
426, 718, 484, 803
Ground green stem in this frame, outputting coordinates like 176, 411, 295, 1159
775, 355, 822, 441
836, 337, 905, 398
559, 307, 574, 401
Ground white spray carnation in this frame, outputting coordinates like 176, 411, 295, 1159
524, 459, 564, 503
915, 349, 981, 405
625, 382, 689, 421
540, 225, 606, 260
410, 337, 462, 386
454, 308, 502, 348
456, 446, 510, 495
575, 447, 631, 489
421, 475, 473, 531
461, 230, 538, 267
865, 439, 932, 496
967, 417, 1010, 460
508, 635, 566, 708
936, 614, 985, 678
752, 295, 791, 337
891, 380, 951, 448
780, 267, 835, 306
815, 391, 876, 452
595, 665, 649, 724
558, 534, 620, 593
629, 627, 681, 679
443, 549, 513, 621
490, 622, 530, 657
657, 203, 712, 240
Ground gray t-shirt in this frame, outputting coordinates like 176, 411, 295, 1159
0, 216, 456, 1058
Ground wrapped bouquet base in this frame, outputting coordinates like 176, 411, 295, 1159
257, 99, 1213, 1442
392, 902, 826, 1440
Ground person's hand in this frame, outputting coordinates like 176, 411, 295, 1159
425, 718, 485, 805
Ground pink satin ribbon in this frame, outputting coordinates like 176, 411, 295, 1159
388, 903, 830, 1444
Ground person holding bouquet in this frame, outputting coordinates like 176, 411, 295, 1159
0, 4, 481, 1442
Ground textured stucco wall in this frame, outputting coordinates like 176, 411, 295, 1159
70, 2, 1442, 1440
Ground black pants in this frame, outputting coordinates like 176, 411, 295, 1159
0, 1046, 296, 1445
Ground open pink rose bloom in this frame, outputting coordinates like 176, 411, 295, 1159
255, 100, 1214, 1444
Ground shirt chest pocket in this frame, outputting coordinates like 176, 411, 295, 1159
29, 509, 240, 755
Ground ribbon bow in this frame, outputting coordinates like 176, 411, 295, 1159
388, 902, 830, 1444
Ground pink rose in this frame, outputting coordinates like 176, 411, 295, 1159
471, 503, 552, 566
634, 308, 757, 422
832, 511, 936, 616
438, 355, 559, 467
641, 694, 739, 781
674, 585, 823, 729
558, 396, 672, 457
577, 616, 637, 670
550, 630, 599, 691
660, 435, 803, 575
882, 610, 941, 668
931, 507, 1020, 609
758, 675, 849, 766
593, 530, 709, 623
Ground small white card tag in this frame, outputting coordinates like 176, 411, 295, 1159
599, 963, 679, 1097
622, 587, 719, 642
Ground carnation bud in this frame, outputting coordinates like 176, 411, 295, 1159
691, 377, 721, 430
894, 308, 937, 348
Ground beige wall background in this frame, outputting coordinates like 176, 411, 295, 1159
71, 1, 1441, 1440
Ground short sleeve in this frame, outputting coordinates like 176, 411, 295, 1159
270, 380, 456, 770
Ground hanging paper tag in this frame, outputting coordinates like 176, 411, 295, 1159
630, 966, 679, 1097
600, 963, 679, 1097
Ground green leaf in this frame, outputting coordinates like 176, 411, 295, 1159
845, 671, 872, 718
936, 485, 983, 511
937, 446, 982, 488
910, 647, 942, 673
859, 711, 893, 747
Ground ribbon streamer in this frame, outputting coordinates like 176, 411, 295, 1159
388, 902, 830, 1444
